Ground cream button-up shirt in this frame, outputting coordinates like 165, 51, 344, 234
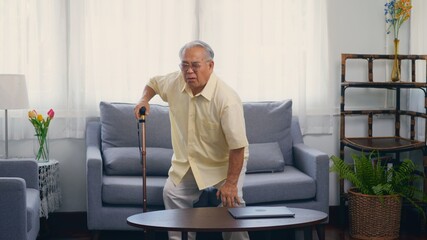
148, 71, 249, 190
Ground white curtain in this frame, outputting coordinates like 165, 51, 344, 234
0, 0, 332, 140
67, 0, 198, 137
198, 0, 332, 134
0, 0, 68, 139
409, 0, 427, 140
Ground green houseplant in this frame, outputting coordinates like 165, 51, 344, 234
330, 151, 427, 239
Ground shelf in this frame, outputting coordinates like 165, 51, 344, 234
342, 81, 427, 88
341, 110, 427, 117
342, 53, 427, 60
342, 137, 426, 153
339, 53, 427, 229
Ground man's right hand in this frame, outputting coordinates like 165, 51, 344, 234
134, 101, 150, 119
134, 85, 157, 119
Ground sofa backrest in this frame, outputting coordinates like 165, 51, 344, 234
99, 100, 296, 176
100, 102, 172, 150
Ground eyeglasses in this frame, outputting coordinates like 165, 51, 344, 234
179, 61, 210, 72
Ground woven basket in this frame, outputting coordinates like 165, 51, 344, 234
348, 188, 402, 240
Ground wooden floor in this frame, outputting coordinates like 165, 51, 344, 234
38, 226, 427, 240
37, 211, 427, 240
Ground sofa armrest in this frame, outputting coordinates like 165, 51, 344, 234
86, 145, 103, 206
86, 120, 104, 229
293, 143, 329, 214
86, 120, 103, 198
0, 159, 39, 190
0, 177, 28, 240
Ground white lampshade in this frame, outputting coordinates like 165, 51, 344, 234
0, 74, 29, 109
0, 74, 29, 159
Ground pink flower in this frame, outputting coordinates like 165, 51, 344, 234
47, 109, 55, 120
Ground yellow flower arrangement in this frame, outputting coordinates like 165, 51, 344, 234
385, 0, 412, 40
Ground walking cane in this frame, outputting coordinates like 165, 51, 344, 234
138, 106, 147, 212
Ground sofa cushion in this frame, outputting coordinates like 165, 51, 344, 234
246, 142, 285, 173
102, 175, 167, 206
100, 102, 139, 150
243, 100, 293, 165
103, 147, 172, 176
102, 176, 213, 207
243, 166, 316, 204
100, 102, 172, 151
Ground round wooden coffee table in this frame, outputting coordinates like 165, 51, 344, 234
127, 207, 328, 240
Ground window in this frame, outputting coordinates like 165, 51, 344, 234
0, 0, 332, 139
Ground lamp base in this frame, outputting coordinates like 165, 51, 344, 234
4, 109, 8, 159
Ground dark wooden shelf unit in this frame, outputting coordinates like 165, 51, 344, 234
339, 53, 427, 226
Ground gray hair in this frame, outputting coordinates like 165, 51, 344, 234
179, 40, 214, 60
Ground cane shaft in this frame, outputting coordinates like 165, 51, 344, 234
141, 121, 147, 212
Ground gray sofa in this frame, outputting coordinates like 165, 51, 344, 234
86, 100, 329, 231
0, 158, 40, 240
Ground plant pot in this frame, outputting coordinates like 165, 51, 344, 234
348, 188, 402, 240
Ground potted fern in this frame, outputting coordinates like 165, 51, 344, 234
330, 151, 427, 239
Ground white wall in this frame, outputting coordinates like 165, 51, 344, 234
3, 0, 418, 211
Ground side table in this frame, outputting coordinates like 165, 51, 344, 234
38, 159, 62, 218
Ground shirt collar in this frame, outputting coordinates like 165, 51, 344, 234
180, 72, 217, 101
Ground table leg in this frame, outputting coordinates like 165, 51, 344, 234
264, 230, 271, 240
181, 231, 188, 240
316, 224, 325, 240
303, 226, 313, 240
287, 229, 296, 240
143, 229, 155, 240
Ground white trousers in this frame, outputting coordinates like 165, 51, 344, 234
163, 162, 250, 240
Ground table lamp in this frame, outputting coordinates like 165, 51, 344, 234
0, 74, 29, 158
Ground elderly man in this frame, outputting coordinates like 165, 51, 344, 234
134, 40, 250, 240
